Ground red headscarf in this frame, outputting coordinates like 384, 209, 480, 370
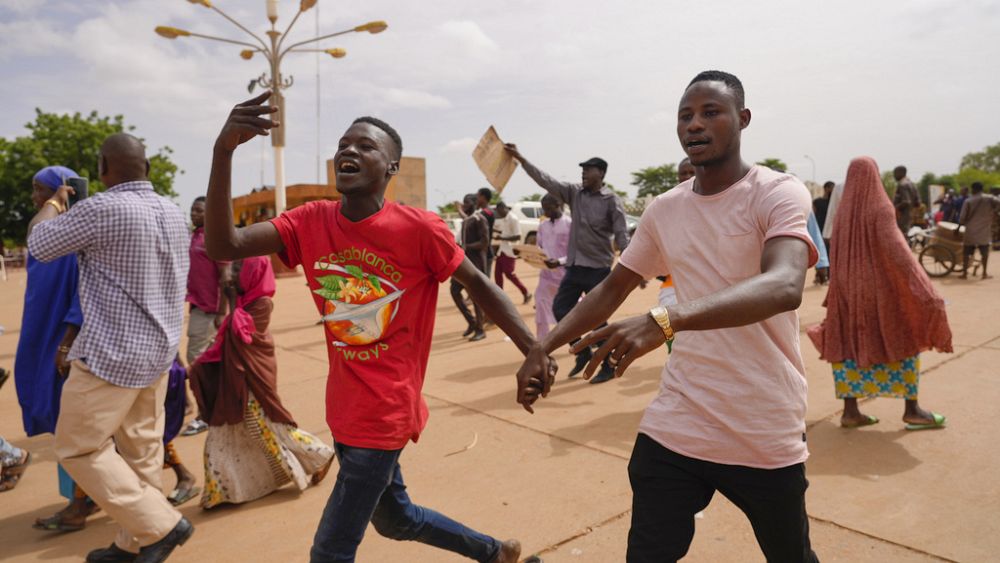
807, 157, 952, 367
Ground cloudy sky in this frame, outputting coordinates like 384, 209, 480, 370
2, 0, 999, 213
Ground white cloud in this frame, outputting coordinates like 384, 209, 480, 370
0, 19, 72, 59
378, 87, 451, 109
437, 20, 499, 53
439, 137, 477, 154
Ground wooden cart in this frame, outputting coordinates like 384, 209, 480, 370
918, 221, 981, 277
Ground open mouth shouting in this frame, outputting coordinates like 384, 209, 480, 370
684, 137, 710, 156
337, 160, 361, 175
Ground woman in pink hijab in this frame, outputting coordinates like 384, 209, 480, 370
808, 157, 952, 430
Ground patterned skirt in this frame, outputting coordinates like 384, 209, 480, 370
201, 393, 334, 509
832, 355, 920, 400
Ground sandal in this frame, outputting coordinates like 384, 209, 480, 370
167, 484, 201, 506
905, 412, 946, 431
33, 498, 101, 531
840, 414, 880, 429
180, 419, 208, 436
0, 450, 30, 492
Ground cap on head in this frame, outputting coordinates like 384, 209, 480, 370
578, 157, 608, 175
33, 165, 80, 191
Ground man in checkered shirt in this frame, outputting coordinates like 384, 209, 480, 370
27, 133, 194, 563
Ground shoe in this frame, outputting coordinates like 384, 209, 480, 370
86, 544, 137, 562
490, 539, 522, 563
904, 412, 946, 431
180, 419, 207, 437
462, 324, 476, 337
568, 347, 592, 378
469, 331, 486, 342
589, 362, 615, 384
135, 517, 194, 563
522, 292, 533, 305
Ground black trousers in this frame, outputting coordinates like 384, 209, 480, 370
627, 433, 818, 563
552, 265, 611, 322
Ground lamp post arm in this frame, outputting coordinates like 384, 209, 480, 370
209, 5, 270, 52
186, 31, 266, 51
279, 28, 355, 59
275, 9, 306, 54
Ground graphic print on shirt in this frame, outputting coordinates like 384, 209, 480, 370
312, 248, 405, 357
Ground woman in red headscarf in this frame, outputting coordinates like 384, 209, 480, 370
190, 256, 334, 509
808, 157, 952, 430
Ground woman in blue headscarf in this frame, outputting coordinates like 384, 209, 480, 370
15, 165, 100, 531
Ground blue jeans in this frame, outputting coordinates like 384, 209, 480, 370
310, 443, 501, 562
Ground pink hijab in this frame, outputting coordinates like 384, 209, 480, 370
807, 157, 952, 367
198, 256, 276, 362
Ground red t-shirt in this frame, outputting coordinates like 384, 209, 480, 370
271, 201, 464, 449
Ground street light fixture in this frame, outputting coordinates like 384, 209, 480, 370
155, 1, 388, 213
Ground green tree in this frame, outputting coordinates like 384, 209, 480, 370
520, 193, 543, 202
0, 109, 182, 244
954, 167, 1000, 189
881, 170, 897, 199
630, 163, 679, 198
959, 141, 1000, 173
756, 158, 787, 172
437, 201, 459, 214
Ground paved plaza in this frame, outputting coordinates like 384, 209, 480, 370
1, 265, 996, 562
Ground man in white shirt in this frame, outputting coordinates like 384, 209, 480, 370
493, 202, 531, 304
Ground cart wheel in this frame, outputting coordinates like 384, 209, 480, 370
919, 245, 955, 278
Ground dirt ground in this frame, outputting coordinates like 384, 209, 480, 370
1, 263, 997, 562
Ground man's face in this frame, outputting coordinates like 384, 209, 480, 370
496, 205, 509, 218
581, 166, 603, 189
333, 123, 397, 196
893, 168, 905, 182
677, 81, 749, 167
190, 201, 205, 228
678, 161, 695, 183
462, 196, 477, 215
961, 187, 969, 196
542, 199, 561, 218
31, 181, 51, 210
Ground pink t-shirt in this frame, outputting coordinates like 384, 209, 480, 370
619, 165, 818, 469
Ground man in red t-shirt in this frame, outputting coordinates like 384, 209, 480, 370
203, 92, 550, 563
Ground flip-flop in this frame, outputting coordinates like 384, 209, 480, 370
33, 514, 86, 532
0, 451, 30, 492
905, 412, 946, 431
180, 419, 208, 436
167, 485, 201, 506
840, 414, 879, 429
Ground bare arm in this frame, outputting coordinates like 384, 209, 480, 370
452, 258, 552, 412
205, 92, 285, 261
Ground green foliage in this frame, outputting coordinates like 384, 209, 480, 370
756, 158, 787, 172
881, 170, 897, 199
437, 201, 459, 214
0, 109, 182, 244
520, 193, 543, 202
630, 163, 679, 198
959, 141, 1000, 173
954, 167, 1000, 189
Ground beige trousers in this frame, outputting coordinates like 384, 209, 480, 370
54, 361, 181, 552
186, 307, 217, 365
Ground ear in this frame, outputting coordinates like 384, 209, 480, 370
388, 160, 400, 176
99, 155, 108, 176
739, 108, 752, 130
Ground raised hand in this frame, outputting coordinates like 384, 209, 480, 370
503, 143, 523, 162
572, 314, 665, 380
215, 91, 279, 153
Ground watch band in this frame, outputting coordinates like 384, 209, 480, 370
649, 306, 675, 342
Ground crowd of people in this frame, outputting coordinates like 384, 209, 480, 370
0, 68, 995, 563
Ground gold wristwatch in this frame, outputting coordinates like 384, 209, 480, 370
649, 306, 675, 342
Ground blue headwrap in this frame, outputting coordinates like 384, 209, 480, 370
32, 165, 80, 191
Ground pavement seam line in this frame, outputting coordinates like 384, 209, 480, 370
531, 509, 632, 557
806, 514, 957, 562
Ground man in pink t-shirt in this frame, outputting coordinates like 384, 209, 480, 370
203, 93, 550, 563
518, 71, 819, 562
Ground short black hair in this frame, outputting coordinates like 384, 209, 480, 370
495, 200, 508, 210
894, 165, 907, 175
352, 116, 402, 160
687, 70, 745, 108
972, 182, 984, 193
823, 181, 835, 189
192, 196, 206, 205
463, 193, 478, 203
477, 187, 493, 201
541, 193, 562, 206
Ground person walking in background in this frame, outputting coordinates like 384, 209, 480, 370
493, 201, 531, 304
809, 157, 952, 431
190, 255, 334, 509
180, 196, 231, 438
503, 145, 630, 384
452, 194, 490, 341
27, 133, 194, 562
535, 194, 571, 339
14, 165, 101, 531
956, 182, 999, 279
807, 213, 830, 285
893, 165, 919, 237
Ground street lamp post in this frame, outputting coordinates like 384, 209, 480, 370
803, 154, 816, 183
156, 0, 387, 214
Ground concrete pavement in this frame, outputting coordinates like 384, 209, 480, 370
1, 264, 996, 562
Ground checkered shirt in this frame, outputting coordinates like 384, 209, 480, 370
28, 181, 190, 388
